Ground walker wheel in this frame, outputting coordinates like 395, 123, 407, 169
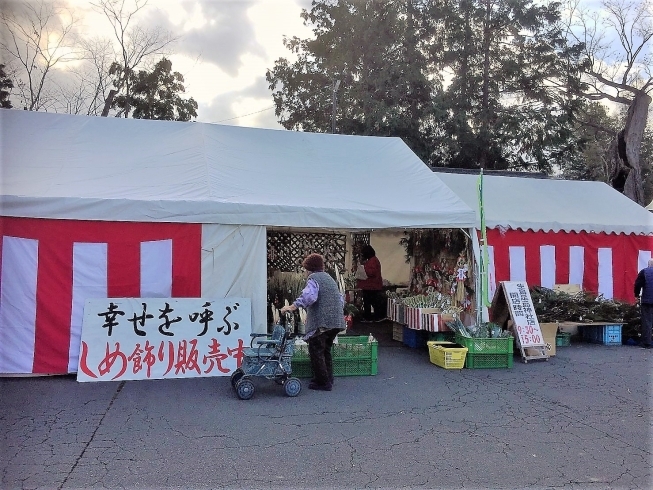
284, 377, 302, 397
236, 378, 255, 400
230, 368, 244, 388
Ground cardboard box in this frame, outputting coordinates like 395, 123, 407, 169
538, 322, 557, 356
556, 321, 580, 336
553, 284, 582, 295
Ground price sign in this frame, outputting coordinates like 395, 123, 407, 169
502, 281, 544, 348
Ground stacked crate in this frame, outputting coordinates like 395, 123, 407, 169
455, 334, 514, 369
291, 336, 378, 377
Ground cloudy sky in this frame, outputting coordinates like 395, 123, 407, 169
62, 0, 314, 129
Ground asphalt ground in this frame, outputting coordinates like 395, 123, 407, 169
2, 321, 652, 490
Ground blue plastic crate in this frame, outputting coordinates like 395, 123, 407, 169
402, 326, 426, 349
581, 324, 622, 345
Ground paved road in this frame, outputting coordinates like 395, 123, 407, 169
2, 333, 652, 490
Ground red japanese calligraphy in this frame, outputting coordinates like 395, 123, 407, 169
227, 338, 245, 368
203, 338, 230, 374
128, 341, 157, 378
160, 341, 176, 376
97, 342, 128, 380
174, 339, 201, 375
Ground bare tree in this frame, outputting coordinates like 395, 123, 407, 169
0, 0, 79, 111
57, 37, 115, 115
563, 0, 652, 205
92, 0, 176, 117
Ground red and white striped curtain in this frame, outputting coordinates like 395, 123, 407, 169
0, 217, 201, 374
484, 229, 653, 303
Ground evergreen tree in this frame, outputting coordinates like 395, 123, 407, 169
0, 64, 13, 109
423, 0, 585, 171
266, 0, 436, 162
267, 0, 585, 171
112, 58, 197, 121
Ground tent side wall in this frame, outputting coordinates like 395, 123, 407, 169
0, 217, 203, 375
201, 224, 268, 335
484, 228, 653, 303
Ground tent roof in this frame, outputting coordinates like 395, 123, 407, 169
1, 110, 475, 230
647, 200, 653, 211
435, 172, 653, 235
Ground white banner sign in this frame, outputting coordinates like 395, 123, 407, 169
77, 298, 251, 382
503, 282, 544, 347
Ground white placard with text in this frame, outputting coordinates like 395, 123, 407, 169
502, 281, 544, 348
77, 298, 251, 382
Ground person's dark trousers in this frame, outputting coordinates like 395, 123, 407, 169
308, 328, 339, 386
362, 290, 375, 320
372, 290, 386, 320
641, 303, 653, 347
363, 290, 386, 321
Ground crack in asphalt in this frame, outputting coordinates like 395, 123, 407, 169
56, 381, 125, 490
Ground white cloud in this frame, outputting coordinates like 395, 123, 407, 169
10, 0, 313, 128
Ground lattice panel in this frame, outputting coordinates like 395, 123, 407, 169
351, 233, 370, 245
267, 231, 346, 273
351, 232, 370, 266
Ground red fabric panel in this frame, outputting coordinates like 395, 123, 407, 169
33, 238, 73, 373
488, 229, 511, 284
1, 217, 202, 298
486, 228, 653, 303
0, 217, 203, 374
172, 229, 201, 297
108, 241, 141, 298
524, 237, 540, 287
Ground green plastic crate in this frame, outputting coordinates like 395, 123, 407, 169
556, 332, 571, 347
291, 358, 378, 377
293, 335, 378, 361
291, 336, 378, 377
427, 331, 455, 342
464, 352, 513, 369
455, 334, 514, 355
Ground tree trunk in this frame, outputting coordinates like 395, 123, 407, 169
100, 89, 117, 117
608, 91, 650, 205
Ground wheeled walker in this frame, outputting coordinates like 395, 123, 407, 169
230, 322, 301, 400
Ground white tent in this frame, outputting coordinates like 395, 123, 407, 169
437, 172, 653, 235
2, 110, 474, 229
0, 110, 475, 375
436, 171, 653, 303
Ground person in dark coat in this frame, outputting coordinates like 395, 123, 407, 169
356, 245, 385, 322
634, 258, 653, 349
281, 253, 345, 391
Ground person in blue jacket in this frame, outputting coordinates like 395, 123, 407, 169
634, 258, 653, 349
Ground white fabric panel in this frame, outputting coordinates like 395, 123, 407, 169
540, 245, 556, 289
0, 236, 38, 373
141, 239, 172, 297
437, 172, 653, 234
1, 110, 475, 229
598, 248, 613, 299
509, 246, 526, 281
201, 224, 267, 334
569, 246, 585, 287
370, 231, 410, 286
487, 245, 496, 303
639, 250, 652, 272
69, 242, 107, 373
